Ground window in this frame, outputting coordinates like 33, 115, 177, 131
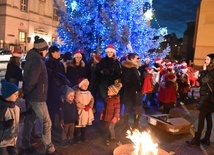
53, 6, 58, 21
20, 0, 28, 12
19, 31, 26, 43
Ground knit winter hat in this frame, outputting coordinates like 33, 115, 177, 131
65, 85, 75, 97
1, 79, 19, 99
13, 50, 22, 57
108, 83, 122, 95
78, 78, 89, 88
48, 45, 59, 54
34, 36, 48, 52
105, 44, 116, 54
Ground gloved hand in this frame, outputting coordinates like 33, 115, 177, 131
84, 105, 91, 111
111, 117, 118, 124
3, 119, 14, 130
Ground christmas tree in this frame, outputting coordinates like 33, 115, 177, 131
54, 0, 170, 59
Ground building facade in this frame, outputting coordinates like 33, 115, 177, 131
193, 0, 214, 66
0, 0, 64, 53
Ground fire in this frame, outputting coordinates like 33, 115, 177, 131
126, 129, 158, 155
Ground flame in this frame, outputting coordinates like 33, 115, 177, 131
126, 129, 158, 155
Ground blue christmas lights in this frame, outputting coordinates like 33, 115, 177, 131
54, 0, 169, 60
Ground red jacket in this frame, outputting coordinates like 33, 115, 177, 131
102, 95, 120, 122
158, 81, 178, 104
142, 73, 153, 94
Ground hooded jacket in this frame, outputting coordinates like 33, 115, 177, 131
122, 60, 142, 105
23, 48, 48, 102
0, 96, 20, 147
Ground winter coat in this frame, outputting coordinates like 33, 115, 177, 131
198, 68, 214, 112
59, 100, 78, 124
121, 60, 142, 106
75, 89, 94, 127
5, 63, 22, 86
0, 96, 20, 147
23, 48, 48, 102
102, 95, 120, 122
45, 57, 66, 109
158, 80, 178, 106
142, 73, 153, 94
96, 56, 122, 86
66, 60, 86, 87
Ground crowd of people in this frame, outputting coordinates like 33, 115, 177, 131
0, 35, 214, 155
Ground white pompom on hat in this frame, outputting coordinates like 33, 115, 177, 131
105, 44, 116, 54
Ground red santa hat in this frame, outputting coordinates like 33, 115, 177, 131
145, 67, 153, 74
193, 70, 199, 78
13, 50, 22, 57
95, 56, 102, 62
167, 74, 177, 82
155, 58, 162, 64
181, 61, 187, 67
78, 78, 89, 88
105, 44, 116, 54
73, 51, 82, 58
167, 63, 173, 69
180, 65, 188, 74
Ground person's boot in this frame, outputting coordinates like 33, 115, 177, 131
123, 114, 130, 132
73, 127, 80, 143
80, 127, 87, 141
186, 132, 201, 146
201, 131, 211, 146
133, 114, 140, 129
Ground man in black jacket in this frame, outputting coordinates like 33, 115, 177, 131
21, 36, 62, 155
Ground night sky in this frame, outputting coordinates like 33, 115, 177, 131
151, 0, 201, 38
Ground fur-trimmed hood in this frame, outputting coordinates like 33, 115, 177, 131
67, 60, 85, 68
122, 59, 138, 69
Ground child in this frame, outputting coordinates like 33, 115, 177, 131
142, 67, 154, 109
59, 86, 78, 146
0, 79, 20, 155
74, 78, 94, 142
160, 74, 178, 114
100, 82, 122, 146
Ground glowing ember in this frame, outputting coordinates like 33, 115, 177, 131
126, 129, 158, 155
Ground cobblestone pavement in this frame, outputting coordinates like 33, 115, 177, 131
14, 97, 214, 155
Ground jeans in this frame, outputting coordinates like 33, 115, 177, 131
62, 123, 75, 140
108, 123, 116, 139
22, 101, 55, 153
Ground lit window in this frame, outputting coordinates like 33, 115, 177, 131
20, 0, 28, 12
53, 5, 58, 21
19, 31, 26, 43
